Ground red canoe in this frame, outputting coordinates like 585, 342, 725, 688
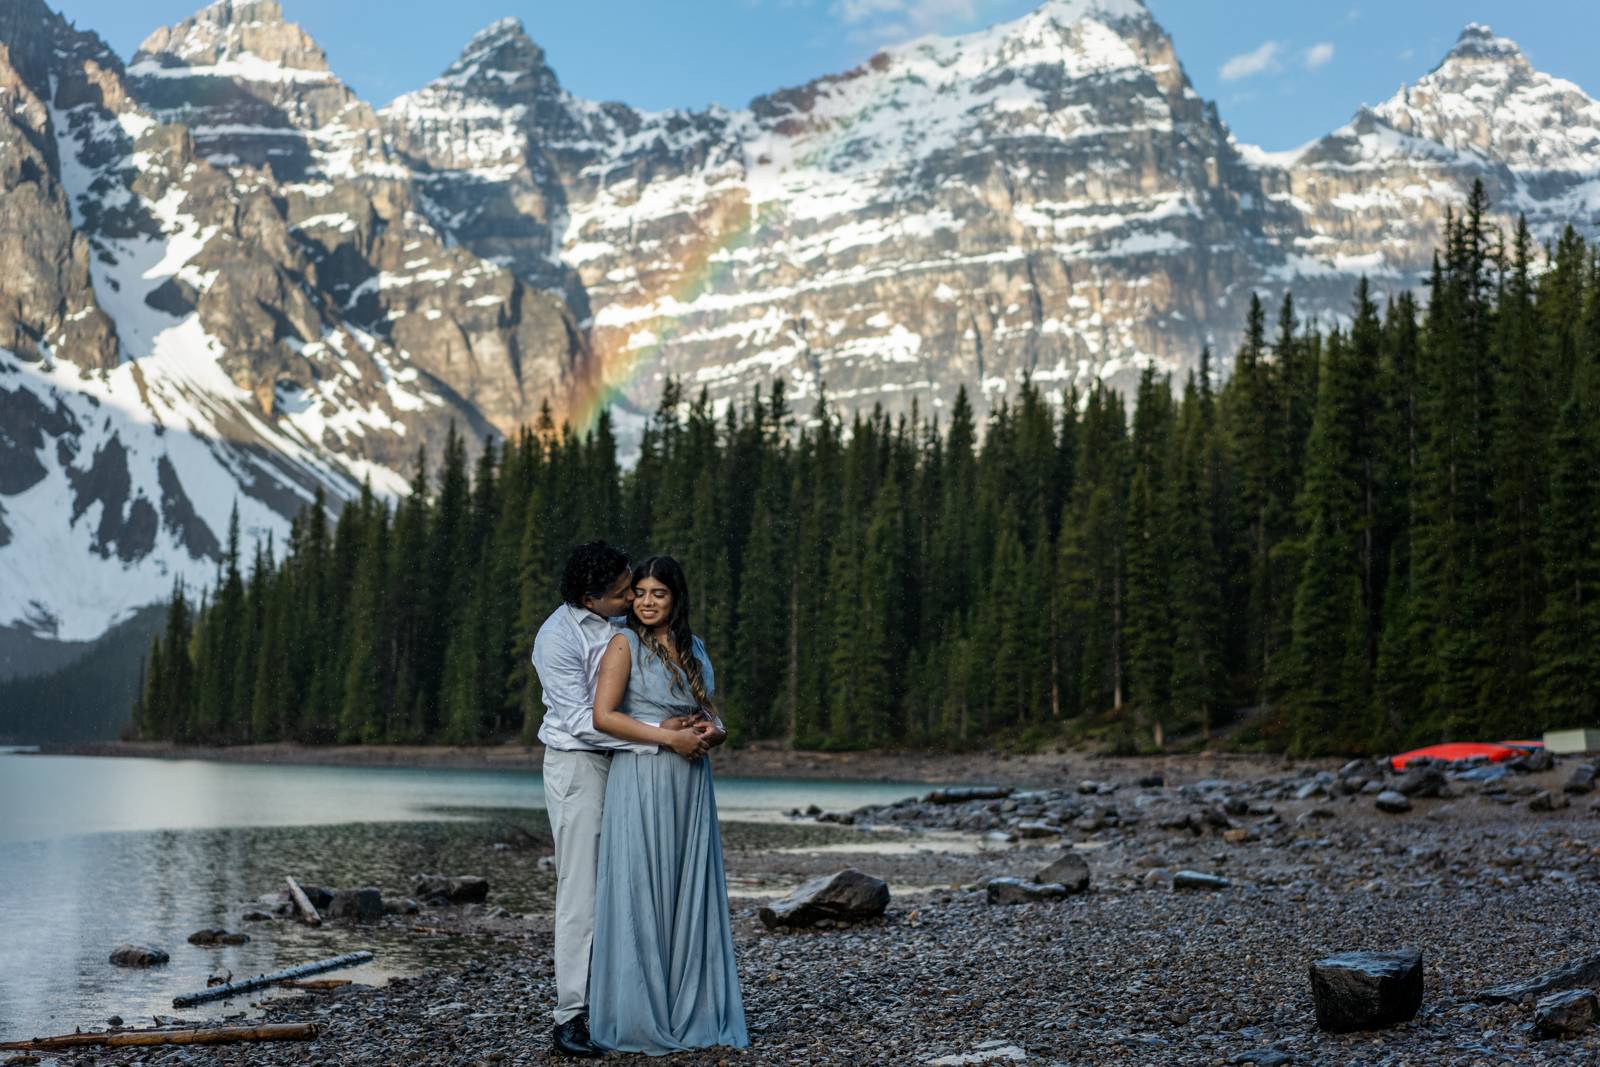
1389, 742, 1532, 771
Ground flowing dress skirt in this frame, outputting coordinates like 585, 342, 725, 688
588, 750, 749, 1054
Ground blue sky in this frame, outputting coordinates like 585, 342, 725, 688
51, 0, 1598, 150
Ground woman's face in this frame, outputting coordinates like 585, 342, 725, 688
632, 575, 673, 628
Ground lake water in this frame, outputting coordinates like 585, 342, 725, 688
0, 752, 927, 1042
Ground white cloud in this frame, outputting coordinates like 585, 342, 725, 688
1219, 41, 1281, 82
828, 0, 994, 45
1396, 47, 1416, 60
1305, 42, 1335, 70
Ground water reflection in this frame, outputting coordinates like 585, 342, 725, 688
0, 753, 925, 1040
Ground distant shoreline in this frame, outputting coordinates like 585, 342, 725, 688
24, 739, 1298, 788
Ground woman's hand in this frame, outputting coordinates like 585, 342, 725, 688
659, 715, 693, 732
665, 726, 709, 760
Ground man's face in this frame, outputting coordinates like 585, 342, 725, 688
585, 566, 635, 618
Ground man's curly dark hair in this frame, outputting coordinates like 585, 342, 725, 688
560, 541, 631, 607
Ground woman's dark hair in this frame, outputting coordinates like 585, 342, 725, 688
628, 555, 712, 712
560, 541, 630, 606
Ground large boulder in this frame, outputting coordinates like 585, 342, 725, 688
985, 878, 1069, 905
758, 869, 889, 929
1535, 988, 1600, 1038
109, 944, 169, 968
1034, 852, 1091, 894
327, 887, 385, 923
1309, 950, 1423, 1032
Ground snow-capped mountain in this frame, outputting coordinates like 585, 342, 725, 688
2, 0, 1598, 652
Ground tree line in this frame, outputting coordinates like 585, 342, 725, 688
133, 186, 1600, 755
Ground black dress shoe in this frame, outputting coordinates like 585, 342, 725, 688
552, 1015, 603, 1058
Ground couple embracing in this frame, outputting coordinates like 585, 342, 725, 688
532, 541, 749, 1058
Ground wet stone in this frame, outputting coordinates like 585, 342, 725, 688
327, 887, 385, 922
1375, 791, 1413, 814
1309, 949, 1423, 1032
985, 877, 1069, 905
1172, 870, 1230, 891
1563, 763, 1597, 796
109, 944, 169, 968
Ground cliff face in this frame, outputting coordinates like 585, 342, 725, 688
2, 0, 1597, 646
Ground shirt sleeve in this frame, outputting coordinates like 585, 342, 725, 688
535, 624, 654, 752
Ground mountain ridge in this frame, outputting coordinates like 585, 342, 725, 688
1, 0, 1597, 652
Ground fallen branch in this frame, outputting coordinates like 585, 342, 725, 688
285, 876, 322, 926
172, 951, 374, 1008
279, 978, 352, 990
0, 1022, 318, 1051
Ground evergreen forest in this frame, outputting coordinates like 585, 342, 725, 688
132, 189, 1600, 755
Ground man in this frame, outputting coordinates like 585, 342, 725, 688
532, 541, 723, 1058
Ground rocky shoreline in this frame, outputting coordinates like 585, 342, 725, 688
22, 752, 1600, 1066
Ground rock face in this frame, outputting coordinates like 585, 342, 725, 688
0, 0, 591, 644
109, 943, 169, 967
758, 868, 890, 929
5, 0, 1600, 652
1309, 950, 1424, 1032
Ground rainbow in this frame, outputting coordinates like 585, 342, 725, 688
567, 196, 759, 436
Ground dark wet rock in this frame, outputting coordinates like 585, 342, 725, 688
1309, 949, 1423, 1032
1172, 870, 1230, 891
1375, 791, 1413, 814
817, 811, 857, 825
1233, 1051, 1291, 1066
109, 944, 169, 967
240, 909, 274, 922
926, 786, 1011, 804
1528, 790, 1569, 812
383, 897, 422, 916
187, 928, 249, 945
1563, 763, 1597, 795
413, 874, 489, 905
328, 887, 385, 922
1482, 950, 1600, 1002
1394, 764, 1446, 798
1034, 851, 1090, 893
1534, 988, 1600, 1038
1137, 773, 1165, 788
1511, 749, 1556, 773
759, 868, 890, 929
986, 877, 1070, 905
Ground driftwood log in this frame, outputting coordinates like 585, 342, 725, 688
279, 978, 352, 990
0, 1022, 318, 1051
172, 950, 374, 1007
285, 876, 322, 926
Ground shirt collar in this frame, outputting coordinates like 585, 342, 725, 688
566, 602, 624, 632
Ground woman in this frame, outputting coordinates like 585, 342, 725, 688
586, 555, 749, 1055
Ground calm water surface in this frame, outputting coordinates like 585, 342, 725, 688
0, 752, 926, 1041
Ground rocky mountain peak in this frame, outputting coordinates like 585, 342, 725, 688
132, 0, 331, 77
406, 15, 561, 105
1443, 22, 1526, 64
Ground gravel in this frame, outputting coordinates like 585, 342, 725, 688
63, 753, 1600, 1066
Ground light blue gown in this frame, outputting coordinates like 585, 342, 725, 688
588, 629, 749, 1055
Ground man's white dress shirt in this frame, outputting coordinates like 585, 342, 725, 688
533, 602, 658, 754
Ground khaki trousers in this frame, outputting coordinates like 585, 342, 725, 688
542, 747, 611, 1024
